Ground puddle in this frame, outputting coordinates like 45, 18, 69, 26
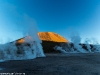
0, 68, 3, 70
0, 60, 6, 62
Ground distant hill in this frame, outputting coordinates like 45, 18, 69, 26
16, 32, 68, 53
15, 32, 100, 53
38, 32, 68, 42
16, 32, 68, 44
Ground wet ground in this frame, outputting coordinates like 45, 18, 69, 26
0, 53, 100, 75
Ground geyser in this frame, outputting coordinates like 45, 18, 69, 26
54, 30, 100, 53
0, 15, 45, 61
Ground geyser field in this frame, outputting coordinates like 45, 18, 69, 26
0, 10, 100, 75
0, 31, 100, 75
0, 0, 100, 75
0, 53, 100, 75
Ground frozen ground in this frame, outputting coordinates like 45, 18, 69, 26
0, 53, 100, 75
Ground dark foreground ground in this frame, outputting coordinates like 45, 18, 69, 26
0, 53, 100, 75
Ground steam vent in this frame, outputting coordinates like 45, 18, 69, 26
16, 32, 68, 53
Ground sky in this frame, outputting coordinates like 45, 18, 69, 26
0, 0, 100, 44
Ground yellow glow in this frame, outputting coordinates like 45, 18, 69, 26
16, 32, 68, 44
17, 36, 32, 44
17, 39, 25, 43
38, 32, 68, 42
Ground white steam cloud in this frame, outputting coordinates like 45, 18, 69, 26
0, 2, 45, 61
54, 28, 100, 53
0, 14, 45, 61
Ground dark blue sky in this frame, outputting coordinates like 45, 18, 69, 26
0, 0, 100, 43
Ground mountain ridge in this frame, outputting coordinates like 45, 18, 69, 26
17, 32, 68, 43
